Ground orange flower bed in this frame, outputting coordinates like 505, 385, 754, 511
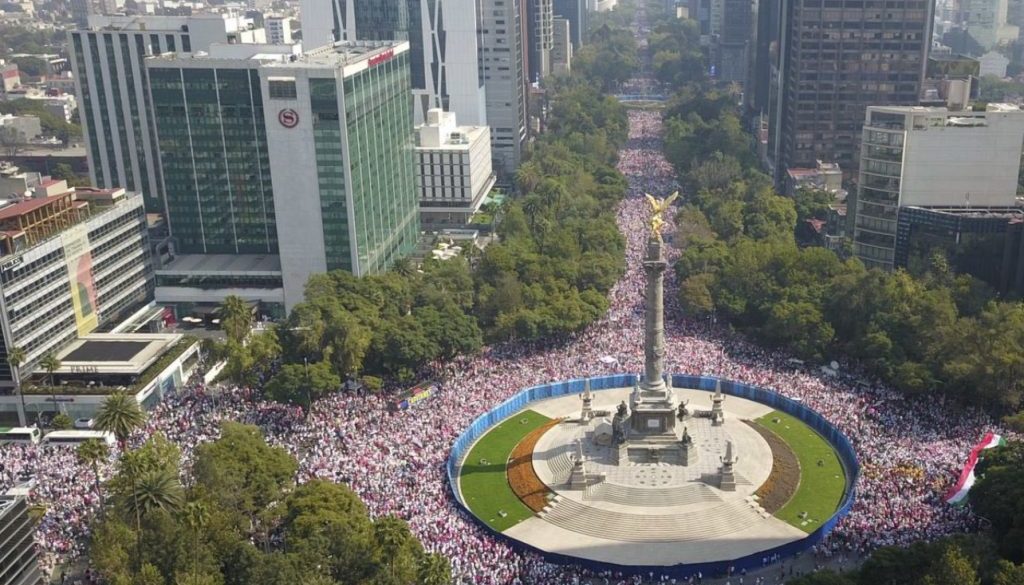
507, 419, 562, 513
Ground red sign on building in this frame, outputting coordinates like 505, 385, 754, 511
278, 108, 299, 128
368, 49, 395, 68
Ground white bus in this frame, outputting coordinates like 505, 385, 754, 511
0, 427, 42, 444
41, 430, 115, 447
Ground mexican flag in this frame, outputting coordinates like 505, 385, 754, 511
944, 432, 1006, 506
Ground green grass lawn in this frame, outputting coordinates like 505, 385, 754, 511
756, 410, 847, 532
459, 409, 551, 532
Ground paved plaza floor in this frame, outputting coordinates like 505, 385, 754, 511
494, 386, 807, 567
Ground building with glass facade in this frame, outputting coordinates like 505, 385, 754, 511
68, 15, 267, 213
553, 0, 586, 50
767, 0, 934, 184
261, 41, 419, 309
300, 0, 487, 126
0, 495, 44, 585
144, 42, 417, 312
146, 51, 285, 256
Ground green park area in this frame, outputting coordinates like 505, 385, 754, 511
756, 410, 847, 531
459, 409, 551, 532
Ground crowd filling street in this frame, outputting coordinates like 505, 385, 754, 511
0, 17, 1005, 583
0, 106, 998, 585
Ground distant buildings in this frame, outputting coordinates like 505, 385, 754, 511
783, 160, 843, 199
479, 0, 528, 177
527, 0, 555, 82
979, 50, 1010, 76
415, 109, 495, 227
299, 0, 529, 177
300, 0, 488, 126
0, 63, 20, 94
553, 0, 587, 49
551, 17, 573, 75
963, 0, 1019, 52
716, 0, 752, 84
265, 15, 293, 44
767, 0, 934, 184
0, 114, 41, 142
851, 103, 1024, 270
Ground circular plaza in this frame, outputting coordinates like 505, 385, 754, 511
450, 375, 858, 574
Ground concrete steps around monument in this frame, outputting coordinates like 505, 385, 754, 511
545, 451, 575, 483
583, 482, 722, 507
538, 496, 767, 543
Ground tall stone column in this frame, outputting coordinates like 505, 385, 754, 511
642, 236, 667, 393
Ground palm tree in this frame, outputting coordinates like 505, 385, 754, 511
6, 346, 26, 425
94, 391, 146, 449
374, 516, 411, 582
390, 257, 415, 278
417, 553, 452, 585
219, 295, 252, 344
521, 194, 544, 233
515, 162, 542, 194
76, 439, 109, 517
124, 468, 184, 518
120, 452, 145, 573
39, 354, 60, 416
183, 501, 208, 582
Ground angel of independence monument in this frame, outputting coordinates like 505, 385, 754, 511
630, 194, 679, 438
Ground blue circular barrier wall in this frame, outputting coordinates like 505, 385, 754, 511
446, 374, 860, 578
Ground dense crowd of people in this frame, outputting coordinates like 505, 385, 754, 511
0, 10, 1007, 585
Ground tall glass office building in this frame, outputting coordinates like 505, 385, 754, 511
147, 60, 277, 255
146, 42, 417, 311
69, 15, 262, 213
300, 0, 488, 126
261, 41, 419, 309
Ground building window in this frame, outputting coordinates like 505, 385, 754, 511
268, 79, 297, 99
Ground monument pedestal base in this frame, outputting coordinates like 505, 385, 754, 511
720, 472, 736, 492
681, 443, 694, 466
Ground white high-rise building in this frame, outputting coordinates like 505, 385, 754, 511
300, 0, 487, 125
965, 0, 1020, 51
852, 103, 1024, 269
266, 16, 293, 44
68, 15, 267, 213
479, 0, 527, 177
551, 17, 572, 75
415, 108, 495, 226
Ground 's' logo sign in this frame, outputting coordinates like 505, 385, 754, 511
278, 108, 299, 128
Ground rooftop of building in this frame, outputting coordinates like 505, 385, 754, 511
905, 205, 1024, 219
415, 108, 489, 150
155, 253, 281, 275
0, 184, 136, 257
263, 40, 409, 72
49, 332, 187, 376
82, 13, 256, 32
868, 103, 1022, 116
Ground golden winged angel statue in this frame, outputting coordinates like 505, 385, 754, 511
645, 191, 679, 241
